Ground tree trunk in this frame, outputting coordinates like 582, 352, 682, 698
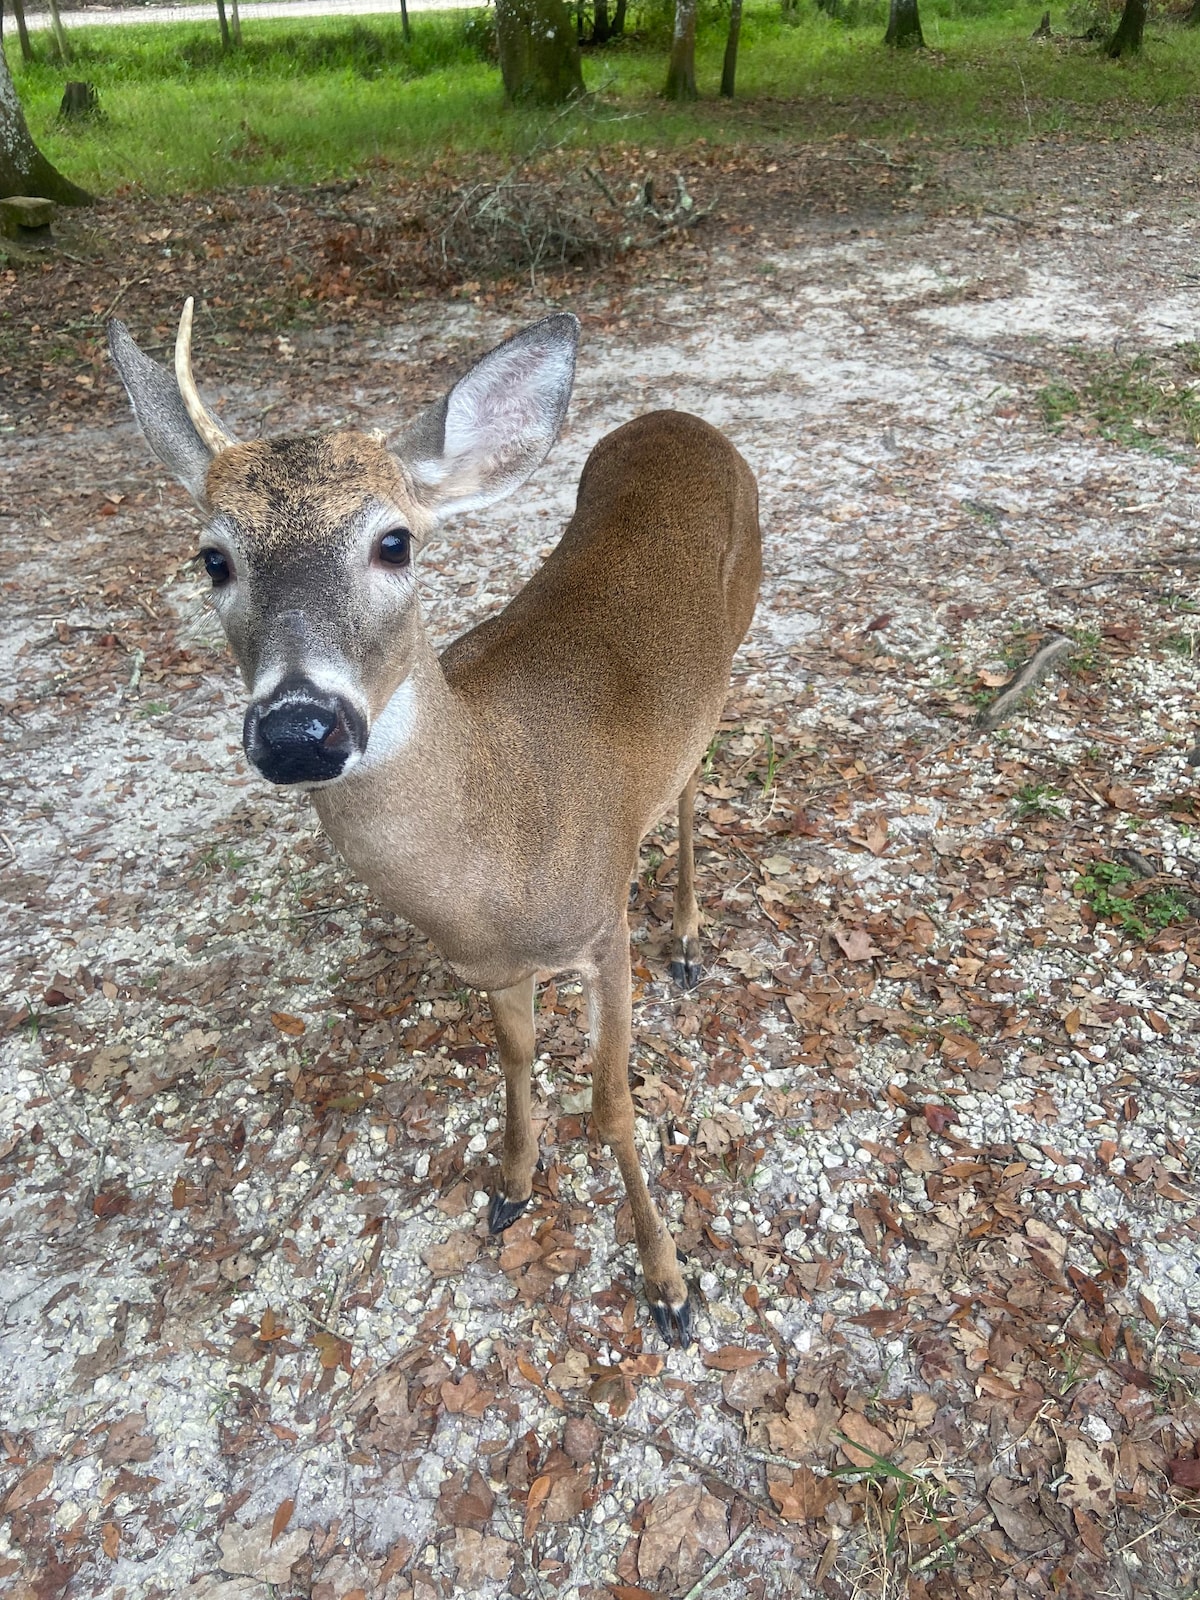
664, 0, 697, 99
592, 0, 610, 44
884, 0, 925, 47
399, 0, 410, 42
1106, 0, 1146, 55
46, 0, 70, 62
229, 0, 241, 45
4, 0, 36, 67
215, 0, 231, 50
720, 0, 743, 96
495, 0, 583, 103
612, 0, 626, 35
0, 38, 91, 203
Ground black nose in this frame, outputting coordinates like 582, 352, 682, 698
244, 694, 366, 785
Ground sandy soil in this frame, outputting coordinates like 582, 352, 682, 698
2, 146, 1200, 1599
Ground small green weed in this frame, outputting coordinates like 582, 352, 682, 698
829, 1433, 954, 1563
135, 699, 170, 718
1013, 782, 1065, 820
1036, 344, 1200, 454
1075, 858, 1189, 941
1162, 631, 1196, 659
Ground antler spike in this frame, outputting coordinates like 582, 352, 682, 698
175, 297, 235, 455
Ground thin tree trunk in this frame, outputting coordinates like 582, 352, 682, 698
592, 0, 610, 44
6, 0, 36, 67
399, 0, 410, 42
664, 0, 697, 99
720, 0, 743, 96
46, 0, 70, 62
215, 0, 231, 50
495, 0, 583, 103
229, 0, 241, 45
1106, 0, 1146, 54
612, 0, 626, 35
884, 0, 924, 47
0, 36, 91, 202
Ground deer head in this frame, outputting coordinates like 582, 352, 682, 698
109, 300, 579, 787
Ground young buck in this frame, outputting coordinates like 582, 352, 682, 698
109, 301, 761, 1345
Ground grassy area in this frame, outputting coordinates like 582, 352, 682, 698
12, 1, 1200, 192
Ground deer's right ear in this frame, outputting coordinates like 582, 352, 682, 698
108, 320, 213, 505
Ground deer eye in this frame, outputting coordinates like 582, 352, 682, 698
377, 529, 412, 568
201, 548, 231, 587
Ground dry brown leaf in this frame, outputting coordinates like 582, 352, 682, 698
768, 1466, 835, 1522
765, 1388, 840, 1459
833, 926, 881, 962
101, 1521, 120, 1561
1167, 1456, 1200, 1489
3, 1461, 53, 1511
700, 1344, 768, 1372
1058, 1439, 1116, 1516
270, 1498, 294, 1547
421, 1230, 481, 1277
451, 1528, 513, 1586
836, 1410, 894, 1469
270, 1011, 306, 1036
219, 1517, 312, 1584
637, 1484, 730, 1588
986, 1477, 1050, 1552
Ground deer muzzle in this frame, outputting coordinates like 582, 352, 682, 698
243, 690, 367, 786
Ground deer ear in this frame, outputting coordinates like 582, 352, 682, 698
398, 314, 579, 519
108, 320, 213, 505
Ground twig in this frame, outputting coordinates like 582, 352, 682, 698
681, 1523, 755, 1600
99, 275, 151, 324
566, 1404, 778, 1516
976, 635, 1074, 732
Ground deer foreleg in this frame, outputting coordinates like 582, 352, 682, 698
587, 923, 691, 1347
669, 765, 702, 989
487, 974, 538, 1233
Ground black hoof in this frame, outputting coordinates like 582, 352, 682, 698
649, 1294, 693, 1349
488, 1191, 532, 1234
669, 957, 701, 990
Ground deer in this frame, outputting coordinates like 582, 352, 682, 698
108, 300, 761, 1346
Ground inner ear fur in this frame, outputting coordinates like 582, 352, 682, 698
397, 313, 580, 520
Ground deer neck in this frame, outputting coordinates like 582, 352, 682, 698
307, 617, 485, 938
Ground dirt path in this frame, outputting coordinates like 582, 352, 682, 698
2, 150, 1199, 1599
27, 0, 470, 34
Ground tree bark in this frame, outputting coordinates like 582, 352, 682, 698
399, 0, 410, 42
664, 0, 697, 99
215, 0, 231, 51
4, 0, 37, 67
884, 0, 925, 47
0, 37, 91, 203
592, 0, 610, 44
46, 0, 70, 62
720, 0, 743, 96
1106, 0, 1146, 55
495, 0, 583, 103
612, 0, 626, 35
229, 0, 241, 46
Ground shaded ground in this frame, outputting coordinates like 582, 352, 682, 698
2, 139, 1200, 1600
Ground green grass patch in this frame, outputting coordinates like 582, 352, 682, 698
1037, 343, 1200, 452
1074, 858, 1190, 941
12, 1, 1200, 193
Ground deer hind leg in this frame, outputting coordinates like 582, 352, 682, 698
587, 921, 691, 1347
486, 974, 538, 1234
669, 766, 702, 989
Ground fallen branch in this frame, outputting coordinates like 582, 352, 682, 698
976, 634, 1074, 732
681, 1523, 755, 1600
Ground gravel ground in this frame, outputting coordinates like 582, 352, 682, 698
2, 163, 1200, 1599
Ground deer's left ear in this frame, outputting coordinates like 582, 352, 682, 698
108, 320, 214, 505
397, 314, 580, 520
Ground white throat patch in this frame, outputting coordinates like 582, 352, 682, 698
361, 678, 418, 769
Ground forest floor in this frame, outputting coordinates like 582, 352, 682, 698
2, 135, 1200, 1600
